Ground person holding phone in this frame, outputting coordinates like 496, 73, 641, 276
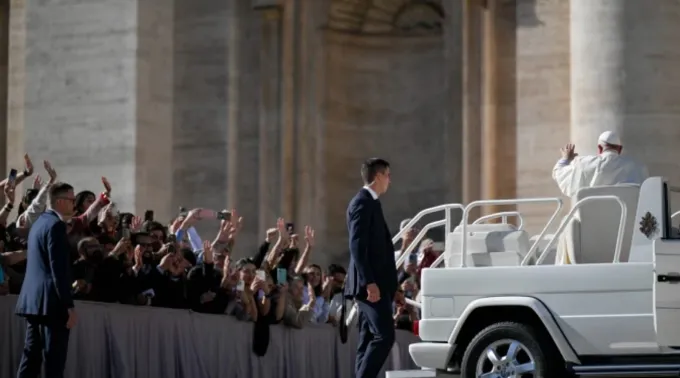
344, 158, 397, 378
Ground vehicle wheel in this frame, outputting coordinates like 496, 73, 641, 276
460, 321, 562, 378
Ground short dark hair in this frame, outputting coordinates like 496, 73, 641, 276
361, 158, 390, 184
327, 263, 346, 275
48, 182, 74, 207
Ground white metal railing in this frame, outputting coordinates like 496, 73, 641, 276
473, 211, 524, 230
346, 203, 463, 326
534, 195, 627, 264
430, 250, 446, 268
459, 198, 563, 267
405, 298, 421, 309
392, 203, 465, 244
395, 219, 446, 269
673, 210, 680, 220
392, 204, 465, 270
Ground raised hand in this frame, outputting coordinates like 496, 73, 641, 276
265, 227, 278, 243
23, 154, 34, 176
32, 175, 42, 189
560, 143, 578, 161
304, 226, 315, 247
276, 217, 286, 234
216, 218, 233, 242
202, 240, 212, 256
43, 160, 57, 184
230, 209, 243, 233
404, 227, 419, 242
101, 177, 112, 196
130, 215, 143, 232
4, 184, 15, 205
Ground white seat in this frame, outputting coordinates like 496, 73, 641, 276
444, 224, 530, 267
566, 184, 640, 264
530, 234, 557, 265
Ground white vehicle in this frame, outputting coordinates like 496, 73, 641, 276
389, 177, 680, 377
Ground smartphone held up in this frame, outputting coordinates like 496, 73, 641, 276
7, 169, 17, 186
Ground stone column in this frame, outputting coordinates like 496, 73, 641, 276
225, 1, 261, 252
515, 0, 571, 234
8, 0, 173, 218
442, 0, 464, 225
279, 0, 299, 221
462, 0, 483, 220
172, 0, 231, 225
0, 2, 8, 178
256, 5, 283, 237
481, 0, 517, 216
571, 0, 680, 184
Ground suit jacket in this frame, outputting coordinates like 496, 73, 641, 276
344, 188, 397, 300
15, 210, 74, 319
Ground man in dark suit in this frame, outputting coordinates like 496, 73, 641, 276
15, 182, 78, 378
345, 158, 397, 378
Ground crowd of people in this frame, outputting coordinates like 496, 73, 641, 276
0, 155, 439, 353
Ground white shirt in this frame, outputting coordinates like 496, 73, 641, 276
552, 150, 649, 198
49, 208, 65, 222
363, 185, 379, 200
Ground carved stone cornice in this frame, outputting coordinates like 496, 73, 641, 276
251, 0, 281, 10
328, 0, 444, 35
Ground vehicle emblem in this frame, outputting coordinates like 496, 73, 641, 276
639, 212, 658, 239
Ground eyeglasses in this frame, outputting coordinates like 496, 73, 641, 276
56, 196, 76, 203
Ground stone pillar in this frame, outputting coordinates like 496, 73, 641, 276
225, 1, 261, 250
280, 0, 298, 221
295, 0, 327, 241
135, 1, 174, 221
481, 0, 517, 216
172, 0, 231, 226
8, 0, 173, 218
256, 5, 283, 238
514, 0, 571, 234
462, 0, 483, 221
442, 0, 464, 225
571, 0, 680, 184
0, 2, 8, 179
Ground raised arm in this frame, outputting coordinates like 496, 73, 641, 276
264, 218, 287, 269
0, 154, 34, 190
294, 226, 314, 275
47, 221, 74, 309
18, 160, 58, 227
0, 185, 15, 226
79, 176, 111, 223
348, 198, 375, 286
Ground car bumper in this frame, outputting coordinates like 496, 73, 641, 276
408, 342, 453, 370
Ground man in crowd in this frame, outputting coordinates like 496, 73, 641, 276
345, 158, 398, 378
15, 182, 78, 378
552, 130, 648, 198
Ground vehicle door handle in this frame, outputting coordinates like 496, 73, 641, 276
658, 273, 680, 283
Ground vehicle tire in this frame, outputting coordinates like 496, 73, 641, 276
460, 321, 563, 378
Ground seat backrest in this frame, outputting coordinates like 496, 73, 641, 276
444, 224, 531, 267
530, 234, 557, 265
572, 184, 640, 263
